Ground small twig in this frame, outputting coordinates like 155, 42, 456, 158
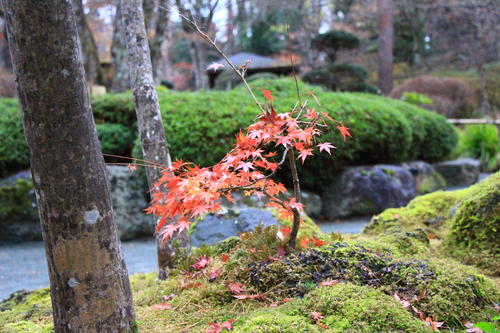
159, 6, 265, 114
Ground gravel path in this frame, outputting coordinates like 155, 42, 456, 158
0, 239, 157, 301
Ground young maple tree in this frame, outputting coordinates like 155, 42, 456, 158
146, 89, 351, 248
144, 12, 351, 249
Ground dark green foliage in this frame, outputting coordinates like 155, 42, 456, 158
1, 79, 457, 193
311, 30, 361, 62
91, 92, 136, 126
238, 15, 284, 55
96, 123, 135, 158
0, 99, 29, 177
302, 63, 376, 94
0, 178, 37, 222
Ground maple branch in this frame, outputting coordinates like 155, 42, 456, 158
102, 153, 167, 167
218, 146, 290, 192
286, 149, 301, 249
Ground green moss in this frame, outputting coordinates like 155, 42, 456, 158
416, 259, 500, 326
234, 312, 321, 333
0, 288, 53, 333
444, 172, 500, 275
417, 172, 446, 195
364, 190, 464, 238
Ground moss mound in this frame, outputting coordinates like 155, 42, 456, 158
364, 172, 500, 275
1, 232, 498, 332
236, 283, 431, 332
444, 173, 500, 274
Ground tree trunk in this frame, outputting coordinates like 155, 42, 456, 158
111, 0, 130, 93
121, 0, 191, 280
72, 0, 102, 85
190, 40, 209, 90
1, 0, 136, 331
149, 0, 170, 83
377, 0, 393, 95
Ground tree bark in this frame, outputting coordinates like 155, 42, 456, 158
149, 0, 170, 83
377, 0, 394, 95
121, 0, 191, 280
72, 0, 102, 85
111, 0, 130, 92
1, 0, 136, 331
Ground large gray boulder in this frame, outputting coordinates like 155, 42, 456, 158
322, 165, 416, 219
190, 208, 277, 247
433, 158, 480, 187
107, 166, 154, 240
0, 166, 154, 242
402, 161, 446, 195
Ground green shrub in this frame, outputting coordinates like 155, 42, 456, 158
0, 78, 458, 190
459, 124, 499, 171
311, 30, 361, 62
302, 63, 375, 94
91, 92, 136, 126
0, 99, 29, 177
96, 123, 135, 158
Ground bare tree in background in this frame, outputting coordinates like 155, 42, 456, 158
122, 0, 190, 280
2, 0, 136, 330
377, 0, 393, 94
175, 0, 220, 90
72, 0, 103, 85
111, 0, 130, 92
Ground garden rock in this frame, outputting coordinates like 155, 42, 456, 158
219, 190, 322, 218
0, 167, 154, 242
402, 161, 446, 194
190, 208, 277, 247
322, 165, 415, 219
433, 158, 480, 187
106, 166, 154, 240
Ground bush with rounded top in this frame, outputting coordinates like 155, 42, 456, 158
96, 123, 135, 159
311, 30, 361, 62
390, 76, 476, 118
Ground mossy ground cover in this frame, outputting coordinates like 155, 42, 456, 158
363, 171, 500, 276
1, 217, 498, 332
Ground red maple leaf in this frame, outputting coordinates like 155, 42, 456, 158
260, 89, 273, 102
150, 302, 171, 310
297, 148, 313, 164
337, 122, 352, 141
317, 142, 336, 155
310, 311, 324, 321
319, 279, 339, 287
220, 253, 230, 263
229, 283, 244, 294
192, 256, 210, 270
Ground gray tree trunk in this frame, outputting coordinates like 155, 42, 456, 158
111, 0, 130, 93
72, 0, 102, 85
121, 0, 191, 280
149, 0, 170, 83
1, 0, 136, 331
377, 0, 393, 95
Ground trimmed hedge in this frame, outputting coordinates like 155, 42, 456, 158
0, 79, 458, 191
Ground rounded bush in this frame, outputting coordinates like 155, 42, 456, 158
91, 92, 136, 126
390, 76, 476, 118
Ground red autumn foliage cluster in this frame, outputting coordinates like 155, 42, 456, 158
146, 90, 351, 243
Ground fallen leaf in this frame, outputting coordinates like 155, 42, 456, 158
229, 283, 244, 294
192, 256, 210, 270
310, 311, 324, 321
320, 279, 339, 287
162, 294, 177, 301
150, 302, 171, 310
